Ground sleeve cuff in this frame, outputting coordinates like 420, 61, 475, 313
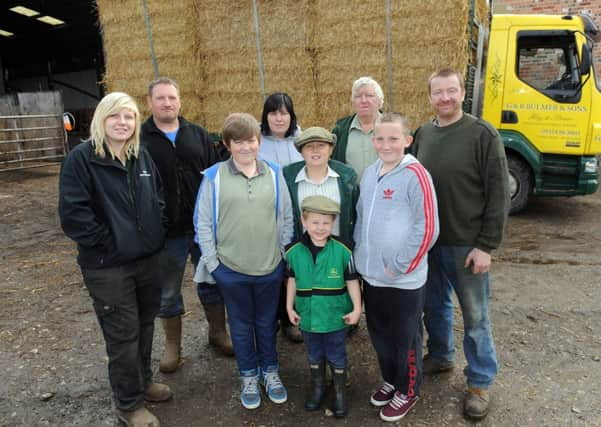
474, 243, 494, 253
204, 256, 219, 273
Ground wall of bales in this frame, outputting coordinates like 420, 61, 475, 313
97, 0, 488, 133
96, 0, 200, 121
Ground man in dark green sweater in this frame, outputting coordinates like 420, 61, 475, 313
412, 68, 510, 421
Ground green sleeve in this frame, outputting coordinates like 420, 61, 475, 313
475, 130, 510, 252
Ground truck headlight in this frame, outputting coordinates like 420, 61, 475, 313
584, 158, 598, 173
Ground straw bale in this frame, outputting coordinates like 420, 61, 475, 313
146, 0, 195, 61
313, 0, 388, 128
144, 0, 200, 120
192, 1, 263, 129
97, 0, 158, 113
255, 1, 318, 127
97, 0, 203, 122
387, 0, 477, 128
97, 0, 489, 132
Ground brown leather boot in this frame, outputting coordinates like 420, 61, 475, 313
159, 316, 182, 373
202, 302, 234, 356
117, 407, 160, 427
464, 386, 490, 420
144, 382, 173, 402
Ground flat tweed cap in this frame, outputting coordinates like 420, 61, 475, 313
301, 195, 340, 215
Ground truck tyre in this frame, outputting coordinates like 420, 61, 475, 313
507, 155, 532, 215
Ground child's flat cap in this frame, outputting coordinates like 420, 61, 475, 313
301, 195, 340, 215
294, 127, 337, 151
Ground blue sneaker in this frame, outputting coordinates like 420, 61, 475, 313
240, 369, 261, 409
261, 366, 288, 404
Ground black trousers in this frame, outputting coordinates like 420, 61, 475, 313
81, 253, 161, 411
364, 281, 425, 398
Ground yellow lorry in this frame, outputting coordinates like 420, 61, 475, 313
468, 13, 600, 214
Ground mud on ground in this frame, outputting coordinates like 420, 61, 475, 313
1, 165, 600, 426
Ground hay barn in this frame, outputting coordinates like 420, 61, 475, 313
97, 0, 488, 133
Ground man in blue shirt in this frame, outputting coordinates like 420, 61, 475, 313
141, 77, 233, 374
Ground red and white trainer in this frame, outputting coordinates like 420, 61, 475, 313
370, 382, 396, 407
379, 391, 419, 422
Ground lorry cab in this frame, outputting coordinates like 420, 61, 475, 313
480, 14, 601, 214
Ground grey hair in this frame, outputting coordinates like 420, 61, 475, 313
351, 76, 384, 108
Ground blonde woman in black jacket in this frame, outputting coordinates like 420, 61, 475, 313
59, 92, 169, 427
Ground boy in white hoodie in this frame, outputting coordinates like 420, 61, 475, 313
354, 113, 439, 422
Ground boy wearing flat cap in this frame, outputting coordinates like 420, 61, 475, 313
282, 127, 359, 343
283, 127, 358, 244
285, 195, 361, 418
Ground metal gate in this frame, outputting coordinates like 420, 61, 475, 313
0, 92, 67, 172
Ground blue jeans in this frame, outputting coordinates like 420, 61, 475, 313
302, 328, 347, 368
212, 261, 284, 372
423, 245, 497, 388
159, 234, 224, 318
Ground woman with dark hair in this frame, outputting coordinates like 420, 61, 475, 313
258, 92, 303, 167
258, 92, 303, 343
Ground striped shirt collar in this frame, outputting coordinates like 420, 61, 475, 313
295, 165, 339, 184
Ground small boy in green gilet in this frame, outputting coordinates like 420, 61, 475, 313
285, 195, 361, 417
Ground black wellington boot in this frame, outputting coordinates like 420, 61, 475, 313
330, 365, 348, 417
305, 360, 326, 411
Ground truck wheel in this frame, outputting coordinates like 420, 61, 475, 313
507, 155, 532, 215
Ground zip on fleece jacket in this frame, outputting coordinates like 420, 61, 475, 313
58, 141, 167, 269
353, 154, 439, 290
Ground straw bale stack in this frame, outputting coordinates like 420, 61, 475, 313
97, 0, 488, 133
96, 0, 153, 100
143, 0, 199, 102
97, 0, 200, 120
256, 1, 318, 127
389, 0, 475, 127
194, 1, 263, 129
313, 0, 388, 128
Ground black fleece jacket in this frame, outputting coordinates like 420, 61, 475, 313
141, 116, 222, 237
59, 141, 167, 269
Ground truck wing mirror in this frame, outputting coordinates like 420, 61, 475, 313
580, 44, 592, 75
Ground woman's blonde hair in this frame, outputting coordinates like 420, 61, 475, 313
87, 92, 141, 160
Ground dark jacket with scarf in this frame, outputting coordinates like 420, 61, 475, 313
58, 141, 167, 269
283, 159, 358, 243
141, 116, 222, 237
